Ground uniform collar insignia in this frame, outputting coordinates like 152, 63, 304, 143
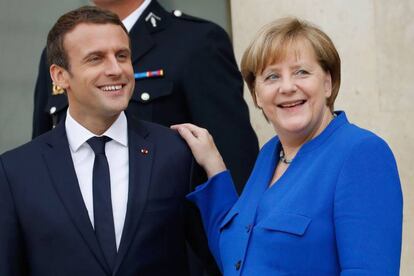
145, 12, 161, 28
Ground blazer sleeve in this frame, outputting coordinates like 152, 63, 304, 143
182, 24, 259, 193
187, 170, 238, 271
0, 157, 28, 275
32, 48, 53, 138
334, 136, 403, 275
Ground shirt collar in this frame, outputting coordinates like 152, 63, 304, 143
65, 110, 128, 152
122, 0, 152, 32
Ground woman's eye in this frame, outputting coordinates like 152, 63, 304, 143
265, 74, 279, 81
296, 69, 309, 76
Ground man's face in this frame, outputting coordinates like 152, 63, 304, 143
58, 23, 134, 124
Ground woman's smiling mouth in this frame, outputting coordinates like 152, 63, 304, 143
277, 100, 307, 108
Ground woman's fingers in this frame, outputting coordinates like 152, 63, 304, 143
171, 123, 227, 178
172, 123, 207, 139
172, 124, 200, 146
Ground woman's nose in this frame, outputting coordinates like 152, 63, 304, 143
278, 77, 297, 94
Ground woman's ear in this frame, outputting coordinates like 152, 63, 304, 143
50, 64, 70, 90
324, 71, 332, 98
254, 83, 263, 109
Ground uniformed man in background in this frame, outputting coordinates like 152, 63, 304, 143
32, 1, 259, 274
33, 0, 258, 194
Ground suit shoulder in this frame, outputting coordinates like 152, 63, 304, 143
0, 136, 46, 168
138, 119, 176, 136
328, 119, 395, 163
136, 120, 190, 151
341, 122, 386, 145
3, 128, 53, 156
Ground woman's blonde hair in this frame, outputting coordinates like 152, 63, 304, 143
241, 17, 341, 111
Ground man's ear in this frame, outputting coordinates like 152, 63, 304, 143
50, 64, 70, 90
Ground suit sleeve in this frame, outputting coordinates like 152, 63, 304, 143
0, 157, 28, 275
334, 136, 403, 275
183, 157, 221, 276
182, 24, 259, 194
32, 48, 53, 138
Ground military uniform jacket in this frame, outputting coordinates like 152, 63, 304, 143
32, 0, 259, 192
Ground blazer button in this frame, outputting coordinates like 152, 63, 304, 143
245, 224, 252, 233
141, 92, 150, 101
234, 260, 241, 271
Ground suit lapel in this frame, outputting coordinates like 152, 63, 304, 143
42, 123, 111, 274
113, 118, 154, 274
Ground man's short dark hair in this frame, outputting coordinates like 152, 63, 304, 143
46, 6, 129, 71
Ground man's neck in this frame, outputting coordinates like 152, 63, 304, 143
95, 0, 145, 20
68, 110, 121, 136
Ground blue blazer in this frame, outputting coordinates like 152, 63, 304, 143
0, 115, 212, 276
188, 112, 403, 275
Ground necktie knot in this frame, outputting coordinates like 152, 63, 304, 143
87, 136, 112, 155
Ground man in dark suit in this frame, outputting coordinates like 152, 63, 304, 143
0, 6, 215, 275
32, 0, 259, 193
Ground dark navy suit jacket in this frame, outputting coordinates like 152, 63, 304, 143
0, 115, 213, 276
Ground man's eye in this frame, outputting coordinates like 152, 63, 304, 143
88, 56, 101, 63
117, 52, 130, 61
117, 54, 127, 60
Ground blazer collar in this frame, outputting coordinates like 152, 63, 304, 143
130, 0, 171, 63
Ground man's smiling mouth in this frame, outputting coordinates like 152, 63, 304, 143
99, 84, 124, 92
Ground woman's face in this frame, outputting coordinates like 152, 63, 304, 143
254, 41, 333, 141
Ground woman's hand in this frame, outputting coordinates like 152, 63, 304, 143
171, 123, 227, 178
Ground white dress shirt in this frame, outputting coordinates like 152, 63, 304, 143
122, 0, 152, 32
65, 111, 129, 250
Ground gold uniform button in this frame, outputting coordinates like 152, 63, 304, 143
141, 92, 150, 101
173, 10, 182, 17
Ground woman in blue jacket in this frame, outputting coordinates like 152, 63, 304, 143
172, 17, 402, 275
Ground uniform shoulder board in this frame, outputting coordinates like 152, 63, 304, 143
171, 9, 209, 23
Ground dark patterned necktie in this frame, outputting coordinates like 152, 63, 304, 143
87, 136, 117, 270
